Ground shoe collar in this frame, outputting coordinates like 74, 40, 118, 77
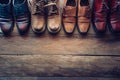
64, 0, 77, 8
13, 0, 26, 6
0, 0, 11, 6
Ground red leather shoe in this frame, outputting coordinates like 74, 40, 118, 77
92, 0, 109, 34
109, 0, 120, 34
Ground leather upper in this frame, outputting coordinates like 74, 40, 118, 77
13, 0, 31, 19
77, 0, 91, 34
0, 0, 14, 35
0, 0, 13, 20
93, 0, 109, 22
63, 0, 77, 22
110, 0, 120, 32
46, 0, 61, 33
13, 0, 31, 34
92, 0, 109, 33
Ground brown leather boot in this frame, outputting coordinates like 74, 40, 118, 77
62, 0, 77, 34
30, 0, 46, 34
46, 0, 61, 34
78, 0, 91, 35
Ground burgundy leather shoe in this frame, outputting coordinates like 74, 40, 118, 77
109, 0, 120, 34
13, 0, 31, 35
0, 0, 14, 35
92, 0, 109, 34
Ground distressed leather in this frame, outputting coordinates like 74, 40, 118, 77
93, 0, 109, 33
47, 0, 61, 33
110, 0, 120, 33
62, 0, 77, 34
78, 0, 91, 34
13, 0, 31, 35
30, 0, 46, 33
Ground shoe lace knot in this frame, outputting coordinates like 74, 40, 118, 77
45, 0, 59, 16
35, 0, 46, 15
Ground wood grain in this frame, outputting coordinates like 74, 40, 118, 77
0, 55, 119, 77
0, 35, 120, 56
0, 17, 120, 78
0, 77, 120, 80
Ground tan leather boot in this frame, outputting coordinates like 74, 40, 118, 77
62, 0, 77, 34
46, 0, 61, 34
78, 0, 91, 35
30, 0, 46, 34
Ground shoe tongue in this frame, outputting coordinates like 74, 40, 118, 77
48, 4, 58, 16
34, 0, 45, 15
15, 0, 24, 5
80, 0, 89, 6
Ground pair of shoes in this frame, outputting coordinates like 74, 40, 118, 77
62, 0, 91, 35
92, 0, 120, 34
0, 0, 31, 35
31, 0, 61, 34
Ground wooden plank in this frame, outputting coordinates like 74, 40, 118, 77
0, 77, 120, 80
0, 35, 120, 55
0, 55, 119, 77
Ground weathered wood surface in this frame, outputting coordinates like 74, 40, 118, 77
0, 77, 120, 80
0, 33, 120, 56
0, 26, 120, 77
0, 55, 119, 77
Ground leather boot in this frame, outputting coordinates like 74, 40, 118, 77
30, 0, 47, 34
13, 0, 31, 35
92, 0, 109, 34
78, 0, 91, 35
46, 0, 61, 34
0, 0, 14, 35
62, 0, 77, 34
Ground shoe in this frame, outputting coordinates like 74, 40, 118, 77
0, 0, 14, 35
13, 0, 31, 35
62, 0, 77, 34
30, 0, 46, 34
109, 0, 120, 34
46, 0, 61, 34
92, 0, 109, 34
78, 0, 91, 35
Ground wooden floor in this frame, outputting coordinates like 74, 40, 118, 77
0, 26, 120, 80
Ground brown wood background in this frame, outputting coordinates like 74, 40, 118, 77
0, 23, 120, 80
0, 0, 120, 80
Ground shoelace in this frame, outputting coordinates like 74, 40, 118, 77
35, 0, 45, 14
99, 0, 109, 13
45, 0, 58, 16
